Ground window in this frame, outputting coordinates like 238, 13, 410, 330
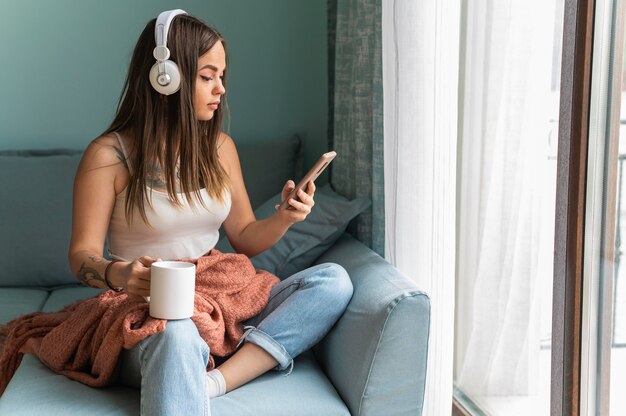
454, 0, 625, 414
454, 1, 564, 413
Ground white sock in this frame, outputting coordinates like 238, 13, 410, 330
206, 368, 226, 398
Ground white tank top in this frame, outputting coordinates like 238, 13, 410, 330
107, 132, 231, 261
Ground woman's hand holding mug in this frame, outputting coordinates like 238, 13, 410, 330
110, 256, 161, 301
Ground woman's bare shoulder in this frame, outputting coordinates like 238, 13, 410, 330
81, 133, 129, 172
217, 132, 239, 171
217, 131, 234, 151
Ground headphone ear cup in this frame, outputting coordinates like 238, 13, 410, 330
149, 60, 181, 95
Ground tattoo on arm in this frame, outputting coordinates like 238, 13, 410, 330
88, 255, 104, 263
77, 263, 105, 287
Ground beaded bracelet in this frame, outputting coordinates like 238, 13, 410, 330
104, 260, 123, 292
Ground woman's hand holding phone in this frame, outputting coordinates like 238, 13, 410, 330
274, 180, 316, 224
273, 150, 336, 224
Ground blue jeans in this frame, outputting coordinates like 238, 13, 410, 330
117, 262, 353, 416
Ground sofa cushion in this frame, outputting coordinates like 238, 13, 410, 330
216, 184, 371, 279
41, 286, 105, 312
236, 134, 304, 210
212, 349, 349, 415
0, 288, 49, 324
0, 350, 350, 415
0, 355, 139, 416
0, 150, 82, 287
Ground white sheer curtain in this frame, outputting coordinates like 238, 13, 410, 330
455, 0, 557, 397
382, 0, 460, 414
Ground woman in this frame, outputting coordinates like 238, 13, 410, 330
67, 10, 353, 416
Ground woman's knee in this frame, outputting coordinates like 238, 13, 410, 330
162, 317, 198, 336
151, 319, 209, 356
313, 262, 353, 306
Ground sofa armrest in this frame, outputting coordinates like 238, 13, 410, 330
312, 233, 430, 416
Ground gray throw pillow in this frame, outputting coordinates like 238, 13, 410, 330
215, 184, 371, 279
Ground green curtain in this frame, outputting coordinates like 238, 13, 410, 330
328, 0, 385, 256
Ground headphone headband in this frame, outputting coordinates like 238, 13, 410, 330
153, 9, 187, 61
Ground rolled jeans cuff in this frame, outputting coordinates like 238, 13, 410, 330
237, 325, 294, 376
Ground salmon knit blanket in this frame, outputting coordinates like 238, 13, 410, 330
0, 249, 279, 396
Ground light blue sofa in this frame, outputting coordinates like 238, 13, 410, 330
0, 135, 430, 415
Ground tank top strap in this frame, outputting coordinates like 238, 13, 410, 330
112, 131, 133, 174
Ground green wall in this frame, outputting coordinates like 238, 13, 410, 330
0, 0, 328, 170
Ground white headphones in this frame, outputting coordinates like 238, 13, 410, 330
149, 9, 187, 95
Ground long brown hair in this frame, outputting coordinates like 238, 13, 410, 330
102, 14, 230, 226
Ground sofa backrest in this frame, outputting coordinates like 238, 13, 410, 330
0, 150, 82, 287
0, 134, 303, 288
237, 135, 304, 209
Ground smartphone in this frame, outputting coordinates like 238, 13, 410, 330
278, 151, 337, 210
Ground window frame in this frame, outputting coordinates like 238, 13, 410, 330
551, 0, 596, 414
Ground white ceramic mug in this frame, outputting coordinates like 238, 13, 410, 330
149, 261, 196, 320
